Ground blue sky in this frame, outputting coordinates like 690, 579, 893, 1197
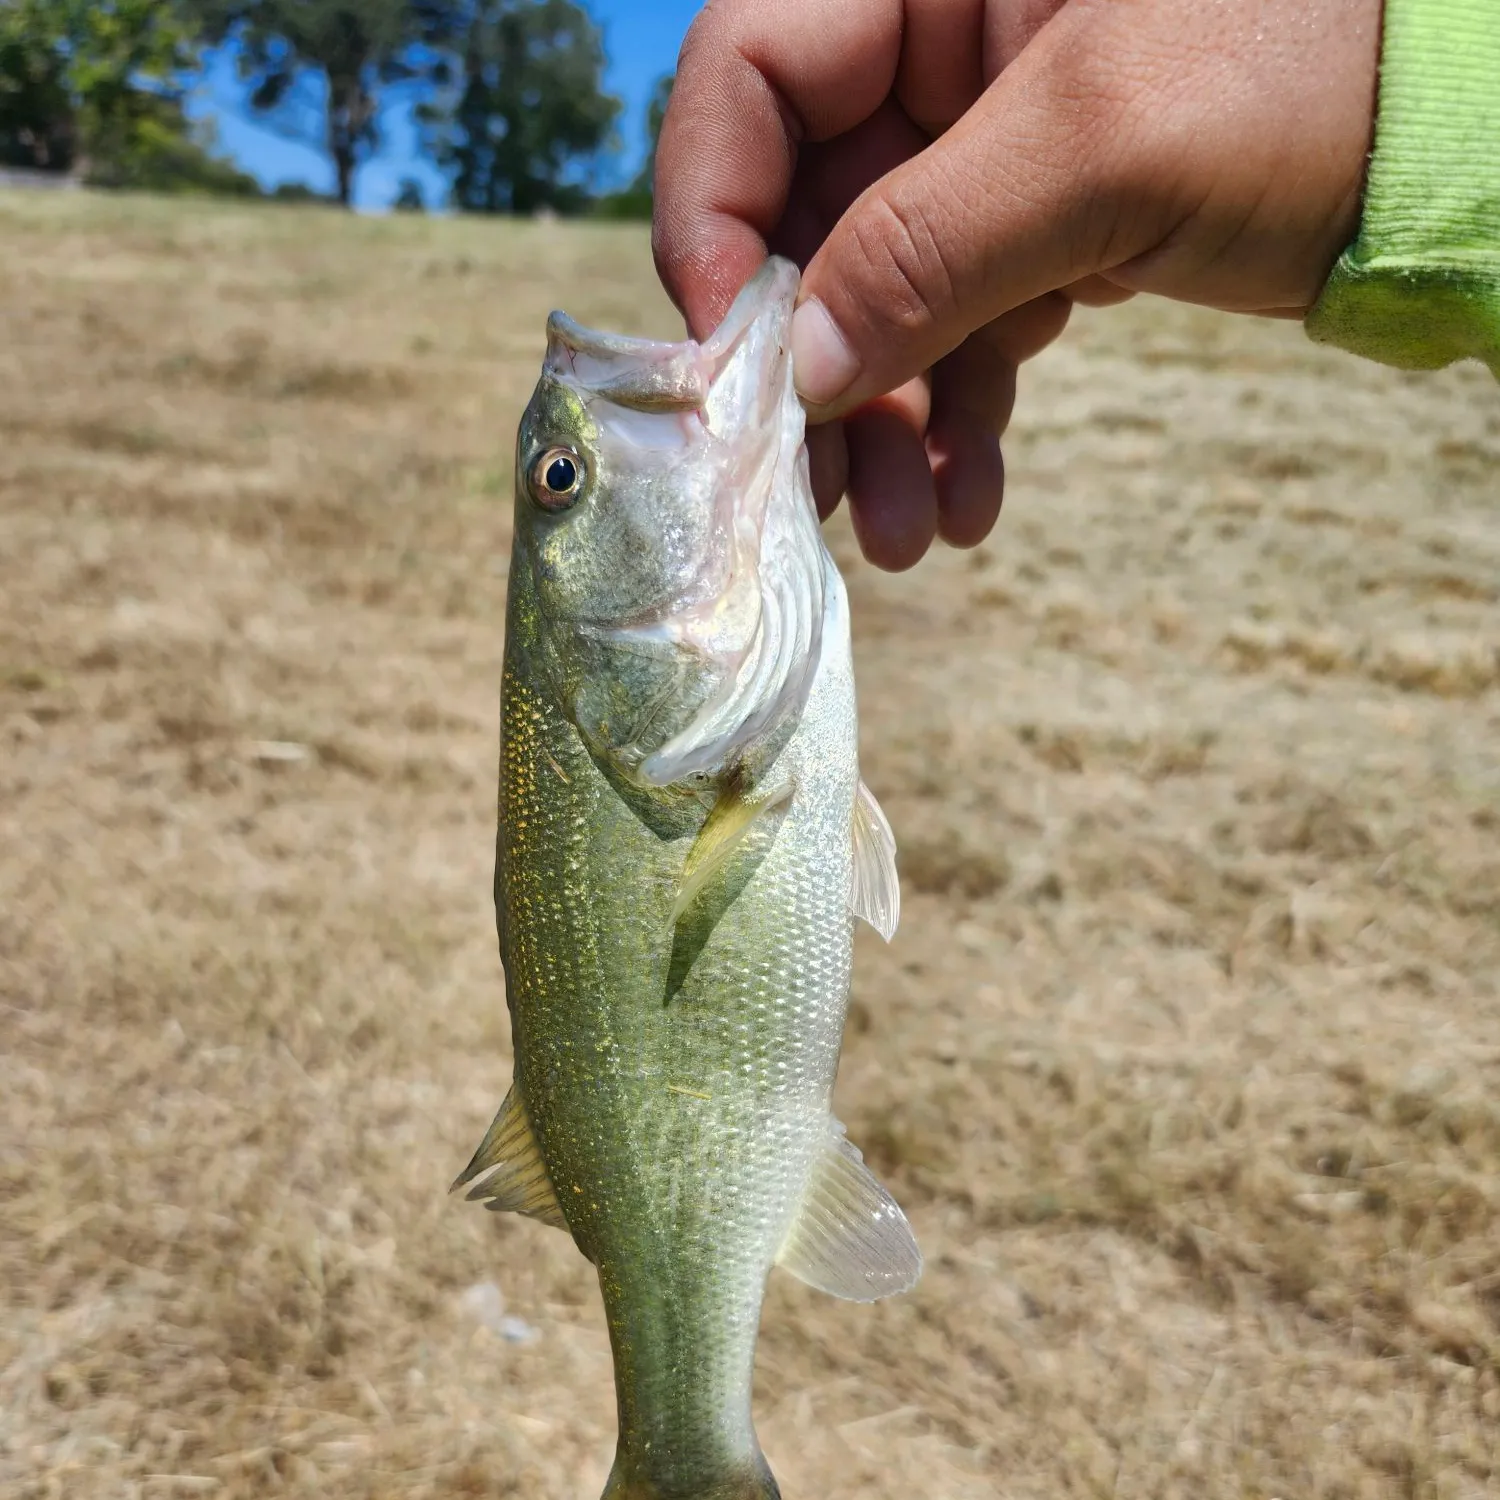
183, 0, 704, 211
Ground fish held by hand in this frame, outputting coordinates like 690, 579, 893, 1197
456, 256, 917, 1500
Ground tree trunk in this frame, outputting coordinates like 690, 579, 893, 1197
333, 139, 355, 207
327, 75, 364, 209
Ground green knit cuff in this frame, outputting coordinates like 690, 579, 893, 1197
1305, 0, 1500, 377
1308, 259, 1500, 377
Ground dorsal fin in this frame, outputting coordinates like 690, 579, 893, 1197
849, 780, 900, 941
451, 1086, 567, 1231
775, 1124, 921, 1302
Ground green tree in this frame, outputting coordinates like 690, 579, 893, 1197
592, 71, 670, 221
429, 0, 620, 216
107, 111, 264, 195
185, 1, 458, 206
0, 1, 72, 169
0, 0, 194, 177
635, 71, 670, 196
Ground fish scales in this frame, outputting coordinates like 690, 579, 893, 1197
458, 258, 919, 1500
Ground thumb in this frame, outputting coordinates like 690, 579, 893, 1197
790, 9, 1168, 418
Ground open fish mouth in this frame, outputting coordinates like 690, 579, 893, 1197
543, 258, 800, 431
541, 258, 827, 788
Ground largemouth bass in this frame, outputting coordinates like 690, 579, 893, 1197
455, 257, 919, 1500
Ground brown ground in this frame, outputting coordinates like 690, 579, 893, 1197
2, 191, 1499, 1500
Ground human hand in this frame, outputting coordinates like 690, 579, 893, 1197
653, 0, 1382, 570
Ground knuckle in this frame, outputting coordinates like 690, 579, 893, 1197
1007, 9, 1189, 271
847, 192, 958, 341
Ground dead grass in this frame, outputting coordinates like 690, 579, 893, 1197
3, 188, 1499, 1500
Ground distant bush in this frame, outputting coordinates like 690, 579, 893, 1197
268, 181, 333, 205
85, 114, 262, 198
392, 178, 426, 213
590, 186, 652, 222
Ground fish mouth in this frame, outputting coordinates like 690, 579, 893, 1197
539, 257, 825, 788
543, 257, 799, 430
544, 256, 807, 643
696, 257, 799, 439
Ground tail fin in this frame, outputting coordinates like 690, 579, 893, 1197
602, 1449, 780, 1500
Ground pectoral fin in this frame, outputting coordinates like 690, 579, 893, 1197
775, 1124, 921, 1302
451, 1085, 567, 1231
849, 779, 900, 942
672, 779, 792, 923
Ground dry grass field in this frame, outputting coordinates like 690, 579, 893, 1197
2, 190, 1499, 1500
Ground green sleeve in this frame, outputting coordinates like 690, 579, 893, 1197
1305, 0, 1500, 377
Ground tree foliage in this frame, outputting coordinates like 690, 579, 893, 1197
0, 1, 669, 218
0, 1, 73, 169
184, 0, 458, 206
0, 0, 196, 178
636, 71, 670, 194
108, 113, 263, 195
426, 0, 620, 217
592, 71, 670, 221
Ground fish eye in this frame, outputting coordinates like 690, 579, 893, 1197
530, 446, 584, 510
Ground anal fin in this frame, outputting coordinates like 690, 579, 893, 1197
451, 1085, 567, 1231
849, 779, 900, 941
775, 1124, 921, 1302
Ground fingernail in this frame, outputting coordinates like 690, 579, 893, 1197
791, 297, 860, 408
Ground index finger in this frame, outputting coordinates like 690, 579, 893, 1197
651, 0, 904, 338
